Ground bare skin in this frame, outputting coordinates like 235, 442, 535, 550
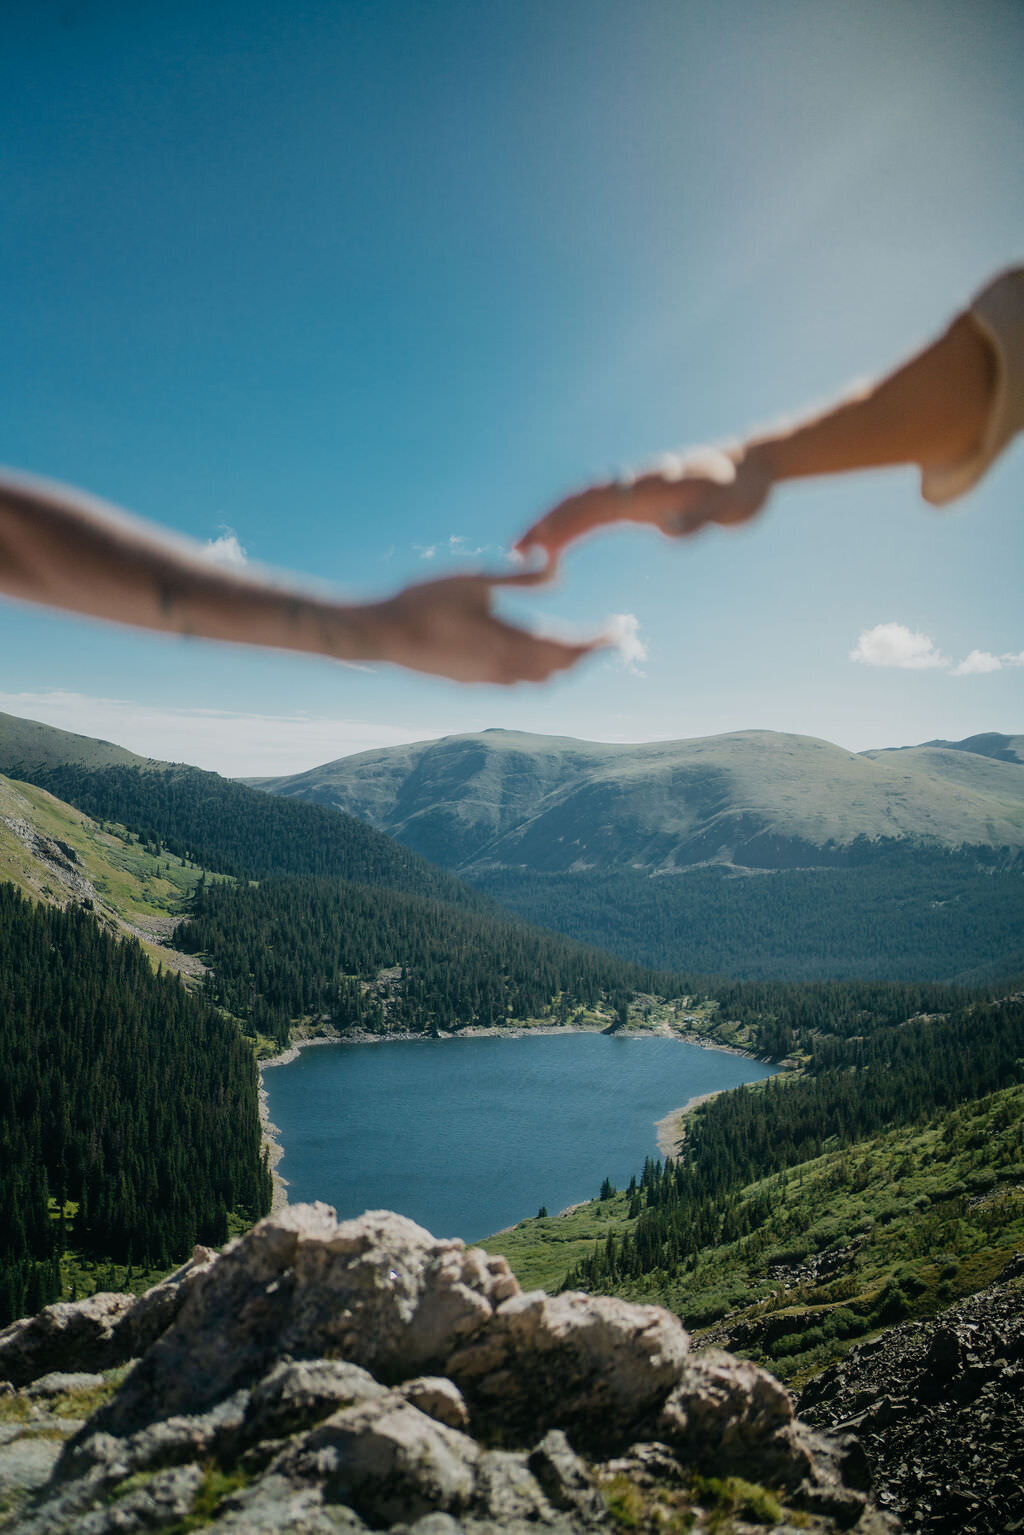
515, 311, 998, 567
0, 471, 599, 685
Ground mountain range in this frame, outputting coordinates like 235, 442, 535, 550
250, 727, 1024, 982
248, 727, 1024, 873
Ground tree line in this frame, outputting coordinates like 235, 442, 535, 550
14, 761, 480, 903
0, 884, 271, 1325
569, 993, 1024, 1290
476, 854, 1024, 983
177, 874, 678, 1046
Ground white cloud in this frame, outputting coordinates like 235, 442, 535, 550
849, 622, 949, 670
952, 649, 1003, 676
0, 691, 426, 778
415, 536, 490, 561
850, 623, 1024, 678
202, 527, 248, 567
606, 612, 649, 675
447, 535, 488, 557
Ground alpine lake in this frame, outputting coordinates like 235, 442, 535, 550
264, 1031, 776, 1242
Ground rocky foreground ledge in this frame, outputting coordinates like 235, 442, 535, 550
0, 1204, 895, 1534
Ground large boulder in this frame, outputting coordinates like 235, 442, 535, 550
76, 1204, 518, 1443
0, 1246, 217, 1390
448, 1289, 690, 1452
2, 1205, 897, 1535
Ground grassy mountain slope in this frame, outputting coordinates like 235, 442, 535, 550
484, 1081, 1024, 1386
873, 730, 1024, 766
0, 771, 208, 978
249, 727, 1024, 874
0, 709, 153, 772
483, 993, 1024, 1386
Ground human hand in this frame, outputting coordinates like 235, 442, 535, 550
364, 567, 604, 684
514, 446, 773, 569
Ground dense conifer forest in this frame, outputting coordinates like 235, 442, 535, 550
0, 884, 271, 1325
176, 875, 676, 1044
14, 762, 480, 903
476, 858, 1024, 983
568, 995, 1024, 1292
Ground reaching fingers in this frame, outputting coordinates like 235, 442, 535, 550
513, 483, 628, 566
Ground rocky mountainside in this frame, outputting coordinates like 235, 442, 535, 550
0, 1204, 894, 1535
247, 729, 1024, 875
0, 769, 205, 979
798, 1258, 1024, 1535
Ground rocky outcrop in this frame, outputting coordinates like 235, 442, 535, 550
0, 1247, 217, 1390
0, 1204, 895, 1533
798, 1265, 1024, 1535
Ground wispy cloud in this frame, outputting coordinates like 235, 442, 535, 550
202, 526, 248, 567
606, 612, 649, 675
415, 535, 491, 562
0, 691, 426, 778
849, 623, 948, 670
850, 623, 1023, 677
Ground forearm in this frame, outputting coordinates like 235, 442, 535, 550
745, 312, 997, 487
0, 472, 381, 661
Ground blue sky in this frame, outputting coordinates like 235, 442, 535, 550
3, 0, 1022, 775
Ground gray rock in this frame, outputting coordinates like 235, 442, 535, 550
0, 1247, 217, 1393
393, 1518, 465, 1535
0, 1294, 135, 1390
72, 1462, 206, 1533
79, 1205, 517, 1444
61, 1388, 251, 1483
399, 1377, 469, 1430
208, 1471, 367, 1533
8, 1206, 895, 1535
474, 1449, 557, 1523
657, 1347, 811, 1485
116, 1246, 218, 1361
527, 1430, 606, 1523
271, 1392, 479, 1526
24, 1372, 106, 1400
243, 1358, 386, 1445
0, 1428, 65, 1500
448, 1289, 689, 1452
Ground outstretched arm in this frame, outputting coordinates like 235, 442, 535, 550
517, 269, 1023, 566
0, 471, 598, 685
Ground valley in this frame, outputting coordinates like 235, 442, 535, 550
1, 708, 1022, 1533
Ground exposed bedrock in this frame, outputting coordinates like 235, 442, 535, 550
0, 1204, 896, 1534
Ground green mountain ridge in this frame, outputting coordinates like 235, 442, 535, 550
0, 712, 691, 1051
247, 726, 1024, 982
0, 709, 155, 773
248, 727, 1024, 874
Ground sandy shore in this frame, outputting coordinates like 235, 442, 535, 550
654, 1089, 726, 1159
257, 1022, 772, 1214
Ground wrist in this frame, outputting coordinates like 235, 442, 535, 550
739, 436, 784, 487
287, 592, 386, 663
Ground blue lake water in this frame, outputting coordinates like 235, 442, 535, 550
265, 1032, 776, 1241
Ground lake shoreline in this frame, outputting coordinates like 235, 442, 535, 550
258, 1023, 774, 1217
